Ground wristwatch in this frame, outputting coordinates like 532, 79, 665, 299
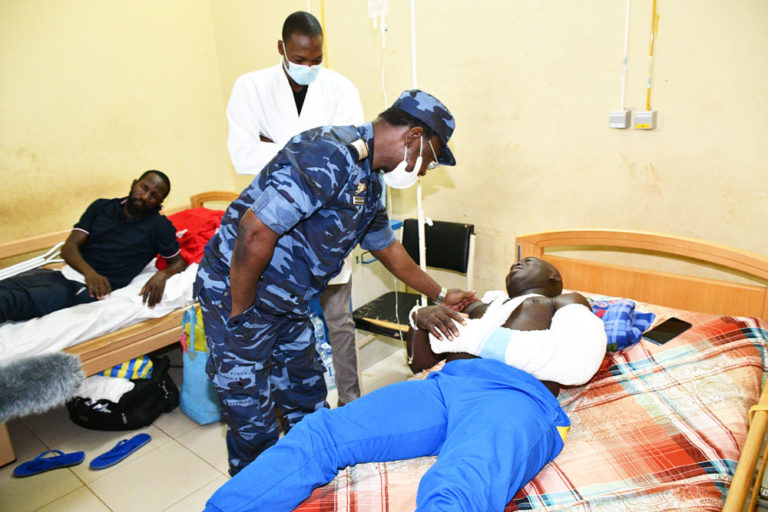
436, 287, 447, 303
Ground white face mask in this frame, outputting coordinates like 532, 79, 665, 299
383, 137, 422, 189
282, 41, 321, 85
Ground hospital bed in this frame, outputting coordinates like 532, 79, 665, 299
0, 190, 238, 467
296, 229, 768, 511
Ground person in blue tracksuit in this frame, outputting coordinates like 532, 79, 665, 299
194, 89, 475, 476
203, 258, 606, 511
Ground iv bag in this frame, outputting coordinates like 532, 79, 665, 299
368, 0, 388, 26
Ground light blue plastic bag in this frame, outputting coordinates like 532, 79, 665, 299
179, 308, 221, 425
309, 299, 335, 391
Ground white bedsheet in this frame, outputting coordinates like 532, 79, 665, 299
0, 261, 198, 364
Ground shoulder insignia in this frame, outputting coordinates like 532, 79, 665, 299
349, 139, 369, 161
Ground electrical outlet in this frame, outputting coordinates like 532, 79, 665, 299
609, 110, 631, 129
634, 110, 657, 130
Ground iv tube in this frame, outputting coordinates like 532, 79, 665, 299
645, 0, 659, 111
620, 0, 631, 110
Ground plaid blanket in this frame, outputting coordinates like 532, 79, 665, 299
296, 305, 768, 512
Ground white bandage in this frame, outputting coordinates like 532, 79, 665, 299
479, 304, 606, 386
428, 294, 540, 355
429, 298, 606, 386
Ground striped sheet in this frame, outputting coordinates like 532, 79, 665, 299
295, 303, 768, 512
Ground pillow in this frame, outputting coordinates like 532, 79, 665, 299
589, 298, 655, 351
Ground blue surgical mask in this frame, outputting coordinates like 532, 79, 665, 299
282, 41, 322, 85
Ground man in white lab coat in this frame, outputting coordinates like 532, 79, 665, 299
225, 11, 364, 406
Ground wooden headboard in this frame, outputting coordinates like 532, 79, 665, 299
516, 229, 768, 321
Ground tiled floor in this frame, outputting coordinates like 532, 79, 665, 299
0, 335, 410, 512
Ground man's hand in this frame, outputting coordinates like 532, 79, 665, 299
142, 254, 186, 307
83, 270, 112, 300
414, 305, 468, 341
442, 288, 477, 311
139, 272, 169, 307
62, 230, 112, 299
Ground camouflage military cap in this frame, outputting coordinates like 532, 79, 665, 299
391, 89, 456, 166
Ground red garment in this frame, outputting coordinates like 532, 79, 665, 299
156, 207, 225, 269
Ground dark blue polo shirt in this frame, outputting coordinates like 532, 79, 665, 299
73, 198, 180, 289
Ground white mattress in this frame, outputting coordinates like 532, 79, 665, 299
0, 261, 198, 364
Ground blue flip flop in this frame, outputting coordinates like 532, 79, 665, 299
13, 450, 85, 477
89, 433, 151, 470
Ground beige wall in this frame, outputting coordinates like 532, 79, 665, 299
3, 1, 766, 297
0, 0, 235, 241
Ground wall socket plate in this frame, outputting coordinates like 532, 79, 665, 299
634, 110, 657, 130
609, 110, 631, 129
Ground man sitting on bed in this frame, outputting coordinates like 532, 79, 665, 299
0, 170, 186, 323
203, 257, 607, 512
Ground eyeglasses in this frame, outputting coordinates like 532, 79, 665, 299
426, 140, 441, 171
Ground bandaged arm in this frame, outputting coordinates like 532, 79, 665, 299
430, 304, 606, 386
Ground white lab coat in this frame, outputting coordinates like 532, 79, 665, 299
226, 62, 364, 284
226, 62, 364, 175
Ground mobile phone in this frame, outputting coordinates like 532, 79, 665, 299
643, 317, 692, 344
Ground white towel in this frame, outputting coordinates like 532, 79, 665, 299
75, 375, 135, 403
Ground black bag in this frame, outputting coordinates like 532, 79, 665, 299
66, 355, 179, 431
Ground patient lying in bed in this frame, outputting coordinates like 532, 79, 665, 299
203, 257, 607, 512
409, 263, 606, 391
0, 170, 186, 324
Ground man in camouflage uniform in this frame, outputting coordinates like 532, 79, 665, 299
194, 89, 474, 475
